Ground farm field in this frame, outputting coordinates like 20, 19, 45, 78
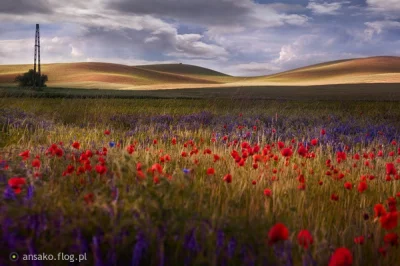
2, 83, 400, 101
1, 98, 400, 265
1, 56, 400, 90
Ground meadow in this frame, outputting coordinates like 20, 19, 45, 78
1, 97, 400, 266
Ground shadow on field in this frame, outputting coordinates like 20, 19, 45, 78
1, 83, 400, 101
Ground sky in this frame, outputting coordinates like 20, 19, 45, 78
0, 0, 399, 76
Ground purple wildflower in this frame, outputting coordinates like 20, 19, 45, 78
132, 231, 148, 266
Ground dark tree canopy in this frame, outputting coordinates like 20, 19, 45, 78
14, 69, 48, 88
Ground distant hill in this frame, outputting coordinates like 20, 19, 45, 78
0, 62, 239, 89
0, 56, 399, 89
243, 56, 400, 85
137, 63, 228, 76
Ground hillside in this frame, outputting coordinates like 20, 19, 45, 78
0, 56, 400, 89
0, 62, 239, 89
243, 56, 400, 85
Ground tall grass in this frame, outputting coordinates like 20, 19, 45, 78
0, 98, 399, 265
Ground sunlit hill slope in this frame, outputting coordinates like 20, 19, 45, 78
0, 56, 399, 89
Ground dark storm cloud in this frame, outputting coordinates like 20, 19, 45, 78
108, 0, 310, 30
108, 0, 252, 26
0, 0, 51, 14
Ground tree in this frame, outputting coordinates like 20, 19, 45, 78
14, 69, 48, 89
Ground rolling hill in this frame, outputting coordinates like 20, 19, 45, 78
0, 56, 399, 89
242, 56, 400, 85
0, 62, 241, 89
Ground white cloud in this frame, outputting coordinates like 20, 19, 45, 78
367, 0, 400, 12
144, 36, 159, 43
364, 20, 400, 40
0, 5, 229, 60
307, 1, 343, 15
275, 45, 297, 63
70, 45, 83, 57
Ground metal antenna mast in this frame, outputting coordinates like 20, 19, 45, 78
33, 24, 41, 89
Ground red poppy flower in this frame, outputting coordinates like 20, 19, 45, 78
76, 166, 85, 175
387, 197, 397, 212
95, 165, 107, 175
137, 170, 145, 179
328, 247, 353, 266
104, 130, 110, 135
331, 193, 339, 201
203, 148, 212, 155
357, 181, 367, 193
238, 158, 245, 166
281, 148, 293, 157
151, 163, 163, 174
84, 162, 92, 172
252, 180, 257, 185
311, 139, 318, 146
54, 148, 63, 157
380, 211, 398, 230
19, 150, 30, 160
354, 236, 365, 245
126, 145, 135, 154
206, 167, 215, 175
344, 182, 353, 190
278, 141, 285, 150
264, 188, 272, 197
374, 204, 387, 218
31, 158, 41, 168
84, 193, 95, 204
65, 165, 75, 174
297, 230, 313, 249
386, 163, 397, 175
321, 129, 326, 135
79, 153, 88, 163
8, 177, 26, 194
297, 174, 305, 183
223, 174, 232, 183
336, 152, 347, 163
378, 247, 387, 257
72, 141, 80, 150
384, 233, 398, 246
267, 223, 289, 245
297, 146, 307, 157
98, 157, 106, 165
